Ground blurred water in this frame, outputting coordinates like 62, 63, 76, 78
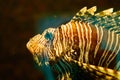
35, 13, 73, 34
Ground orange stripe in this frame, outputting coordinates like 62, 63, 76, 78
78, 22, 85, 62
75, 21, 83, 62
88, 24, 98, 64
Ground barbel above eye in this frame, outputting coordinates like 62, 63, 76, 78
44, 32, 53, 41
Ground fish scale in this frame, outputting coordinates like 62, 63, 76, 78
26, 6, 120, 80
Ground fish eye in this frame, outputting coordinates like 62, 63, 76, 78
44, 32, 53, 41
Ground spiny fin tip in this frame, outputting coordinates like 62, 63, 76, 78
87, 6, 97, 15
95, 8, 113, 16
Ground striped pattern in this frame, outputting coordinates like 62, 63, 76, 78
53, 20, 120, 70
26, 7, 120, 80
26, 20, 120, 79
51, 20, 120, 79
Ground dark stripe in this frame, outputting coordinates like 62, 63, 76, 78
71, 21, 79, 49
102, 31, 115, 67
109, 44, 120, 69
80, 22, 87, 62
77, 21, 83, 62
88, 24, 97, 64
58, 26, 64, 51
73, 21, 81, 61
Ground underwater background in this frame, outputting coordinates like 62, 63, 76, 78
0, 0, 120, 80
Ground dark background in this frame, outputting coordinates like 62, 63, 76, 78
0, 0, 120, 80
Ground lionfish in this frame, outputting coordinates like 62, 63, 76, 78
26, 6, 120, 80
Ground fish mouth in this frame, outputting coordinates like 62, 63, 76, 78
26, 42, 33, 53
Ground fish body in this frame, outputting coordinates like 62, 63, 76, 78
26, 6, 120, 80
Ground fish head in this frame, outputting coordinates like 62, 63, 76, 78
26, 28, 56, 65
26, 34, 45, 55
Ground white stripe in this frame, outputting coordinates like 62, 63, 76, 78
114, 46, 120, 69
57, 28, 63, 57
79, 22, 85, 62
98, 29, 110, 66
114, 60, 120, 70
66, 24, 71, 47
75, 21, 83, 62
107, 34, 119, 66
56, 29, 61, 57
52, 29, 58, 57
83, 23, 89, 63
94, 25, 101, 58
101, 30, 114, 66
103, 31, 114, 67
64, 24, 70, 50
61, 25, 66, 51
87, 23, 92, 63
63, 25, 68, 48
68, 22, 74, 47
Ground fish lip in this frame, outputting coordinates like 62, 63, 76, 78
26, 41, 32, 52
26, 42, 34, 54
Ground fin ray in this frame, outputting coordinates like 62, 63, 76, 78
72, 6, 120, 34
